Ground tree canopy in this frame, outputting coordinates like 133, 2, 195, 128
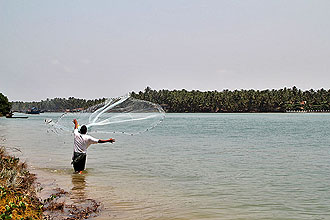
9, 87, 330, 113
0, 93, 11, 116
11, 97, 106, 112
131, 86, 330, 113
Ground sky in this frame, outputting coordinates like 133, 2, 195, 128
1, 0, 330, 101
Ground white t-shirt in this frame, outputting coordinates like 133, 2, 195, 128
73, 129, 99, 153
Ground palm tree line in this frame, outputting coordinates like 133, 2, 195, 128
8, 86, 330, 113
11, 97, 106, 112
131, 86, 330, 113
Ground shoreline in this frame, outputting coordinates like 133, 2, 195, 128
0, 146, 43, 219
6, 110, 330, 116
0, 146, 101, 220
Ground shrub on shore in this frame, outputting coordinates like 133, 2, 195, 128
0, 147, 43, 219
0, 93, 11, 117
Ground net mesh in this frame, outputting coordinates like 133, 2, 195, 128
46, 95, 165, 135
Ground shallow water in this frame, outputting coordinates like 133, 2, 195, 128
1, 113, 330, 219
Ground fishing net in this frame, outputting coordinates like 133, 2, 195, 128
46, 94, 165, 135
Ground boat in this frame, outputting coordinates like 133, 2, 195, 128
6, 113, 28, 119
26, 107, 40, 114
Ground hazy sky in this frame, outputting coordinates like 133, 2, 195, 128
1, 0, 330, 101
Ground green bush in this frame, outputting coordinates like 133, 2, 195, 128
0, 93, 11, 116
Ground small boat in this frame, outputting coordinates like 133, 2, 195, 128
26, 107, 40, 114
6, 113, 28, 119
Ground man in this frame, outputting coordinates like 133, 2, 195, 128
72, 119, 115, 174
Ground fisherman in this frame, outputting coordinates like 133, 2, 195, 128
72, 119, 115, 174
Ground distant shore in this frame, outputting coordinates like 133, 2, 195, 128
10, 87, 330, 114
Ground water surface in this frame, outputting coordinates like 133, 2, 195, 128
1, 113, 330, 219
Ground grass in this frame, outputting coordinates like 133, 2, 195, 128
0, 147, 43, 220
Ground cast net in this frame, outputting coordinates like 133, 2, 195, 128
46, 94, 165, 135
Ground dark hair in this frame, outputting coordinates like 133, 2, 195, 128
80, 125, 87, 134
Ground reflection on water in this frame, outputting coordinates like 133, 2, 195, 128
71, 173, 87, 204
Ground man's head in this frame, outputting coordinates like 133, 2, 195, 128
80, 125, 87, 134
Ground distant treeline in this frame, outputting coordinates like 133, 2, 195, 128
9, 86, 330, 113
131, 86, 330, 113
11, 97, 106, 112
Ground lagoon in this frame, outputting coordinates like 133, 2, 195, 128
1, 113, 330, 219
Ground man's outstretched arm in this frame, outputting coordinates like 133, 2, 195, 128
73, 119, 78, 129
98, 138, 115, 143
